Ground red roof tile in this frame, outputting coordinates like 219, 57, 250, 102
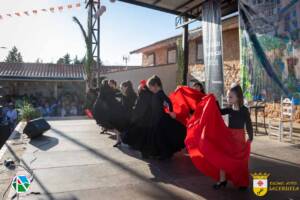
0, 63, 129, 81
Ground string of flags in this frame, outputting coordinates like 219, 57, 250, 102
0, 2, 82, 20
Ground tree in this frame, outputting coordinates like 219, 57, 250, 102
57, 53, 71, 64
73, 55, 83, 64
73, 14, 94, 92
63, 54, 71, 64
5, 46, 23, 63
35, 58, 43, 63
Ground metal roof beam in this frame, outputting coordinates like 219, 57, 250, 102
175, 0, 197, 11
153, 0, 162, 5
118, 0, 195, 18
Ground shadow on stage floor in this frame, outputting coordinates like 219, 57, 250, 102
35, 128, 300, 200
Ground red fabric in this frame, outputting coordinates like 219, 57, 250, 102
185, 94, 251, 187
140, 80, 147, 87
85, 109, 93, 119
168, 86, 205, 125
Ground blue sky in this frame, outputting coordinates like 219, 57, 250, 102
0, 0, 200, 65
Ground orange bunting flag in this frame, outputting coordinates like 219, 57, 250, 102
0, 2, 81, 20
58, 6, 64, 12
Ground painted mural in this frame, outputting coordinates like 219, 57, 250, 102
239, 0, 300, 104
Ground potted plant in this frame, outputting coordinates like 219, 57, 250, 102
20, 102, 41, 122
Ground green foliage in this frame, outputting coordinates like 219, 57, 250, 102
176, 38, 184, 85
73, 55, 83, 64
57, 53, 71, 64
5, 46, 23, 63
20, 102, 41, 121
73, 16, 93, 90
258, 35, 285, 51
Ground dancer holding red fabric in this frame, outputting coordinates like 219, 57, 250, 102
215, 84, 253, 190
185, 84, 252, 191
169, 86, 205, 126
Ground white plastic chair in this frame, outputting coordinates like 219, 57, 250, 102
269, 97, 294, 141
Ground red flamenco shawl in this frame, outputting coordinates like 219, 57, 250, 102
168, 86, 205, 126
184, 94, 251, 187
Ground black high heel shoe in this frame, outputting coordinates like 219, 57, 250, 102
239, 186, 248, 191
213, 181, 227, 189
113, 141, 121, 147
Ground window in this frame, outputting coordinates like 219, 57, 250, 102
196, 41, 204, 64
147, 53, 155, 66
167, 49, 176, 64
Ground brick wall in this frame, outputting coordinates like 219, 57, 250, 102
189, 28, 241, 92
139, 27, 300, 122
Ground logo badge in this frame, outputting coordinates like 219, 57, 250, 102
11, 175, 31, 193
251, 173, 270, 197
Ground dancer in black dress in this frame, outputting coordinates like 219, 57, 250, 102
147, 75, 186, 160
122, 80, 153, 157
93, 80, 130, 141
120, 81, 137, 114
114, 80, 137, 147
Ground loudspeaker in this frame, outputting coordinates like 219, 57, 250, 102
23, 118, 51, 138
0, 124, 11, 149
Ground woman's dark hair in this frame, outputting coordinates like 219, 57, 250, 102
121, 81, 136, 97
101, 80, 108, 86
193, 82, 205, 94
147, 75, 162, 88
109, 80, 117, 87
230, 84, 244, 107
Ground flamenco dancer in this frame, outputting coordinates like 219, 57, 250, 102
93, 80, 131, 146
215, 84, 253, 190
122, 80, 153, 157
146, 75, 186, 160
114, 80, 137, 147
185, 83, 252, 191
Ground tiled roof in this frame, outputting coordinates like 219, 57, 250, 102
0, 63, 129, 81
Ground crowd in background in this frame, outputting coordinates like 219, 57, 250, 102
0, 93, 84, 123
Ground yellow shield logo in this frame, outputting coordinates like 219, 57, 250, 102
251, 173, 270, 197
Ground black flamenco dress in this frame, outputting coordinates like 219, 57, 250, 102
148, 90, 186, 159
122, 87, 153, 152
93, 85, 130, 132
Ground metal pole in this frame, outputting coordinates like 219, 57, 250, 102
97, 2, 101, 88
182, 16, 189, 85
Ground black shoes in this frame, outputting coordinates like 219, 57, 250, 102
113, 141, 121, 147
213, 181, 227, 190
239, 186, 248, 191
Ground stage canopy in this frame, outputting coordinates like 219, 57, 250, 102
118, 0, 238, 19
